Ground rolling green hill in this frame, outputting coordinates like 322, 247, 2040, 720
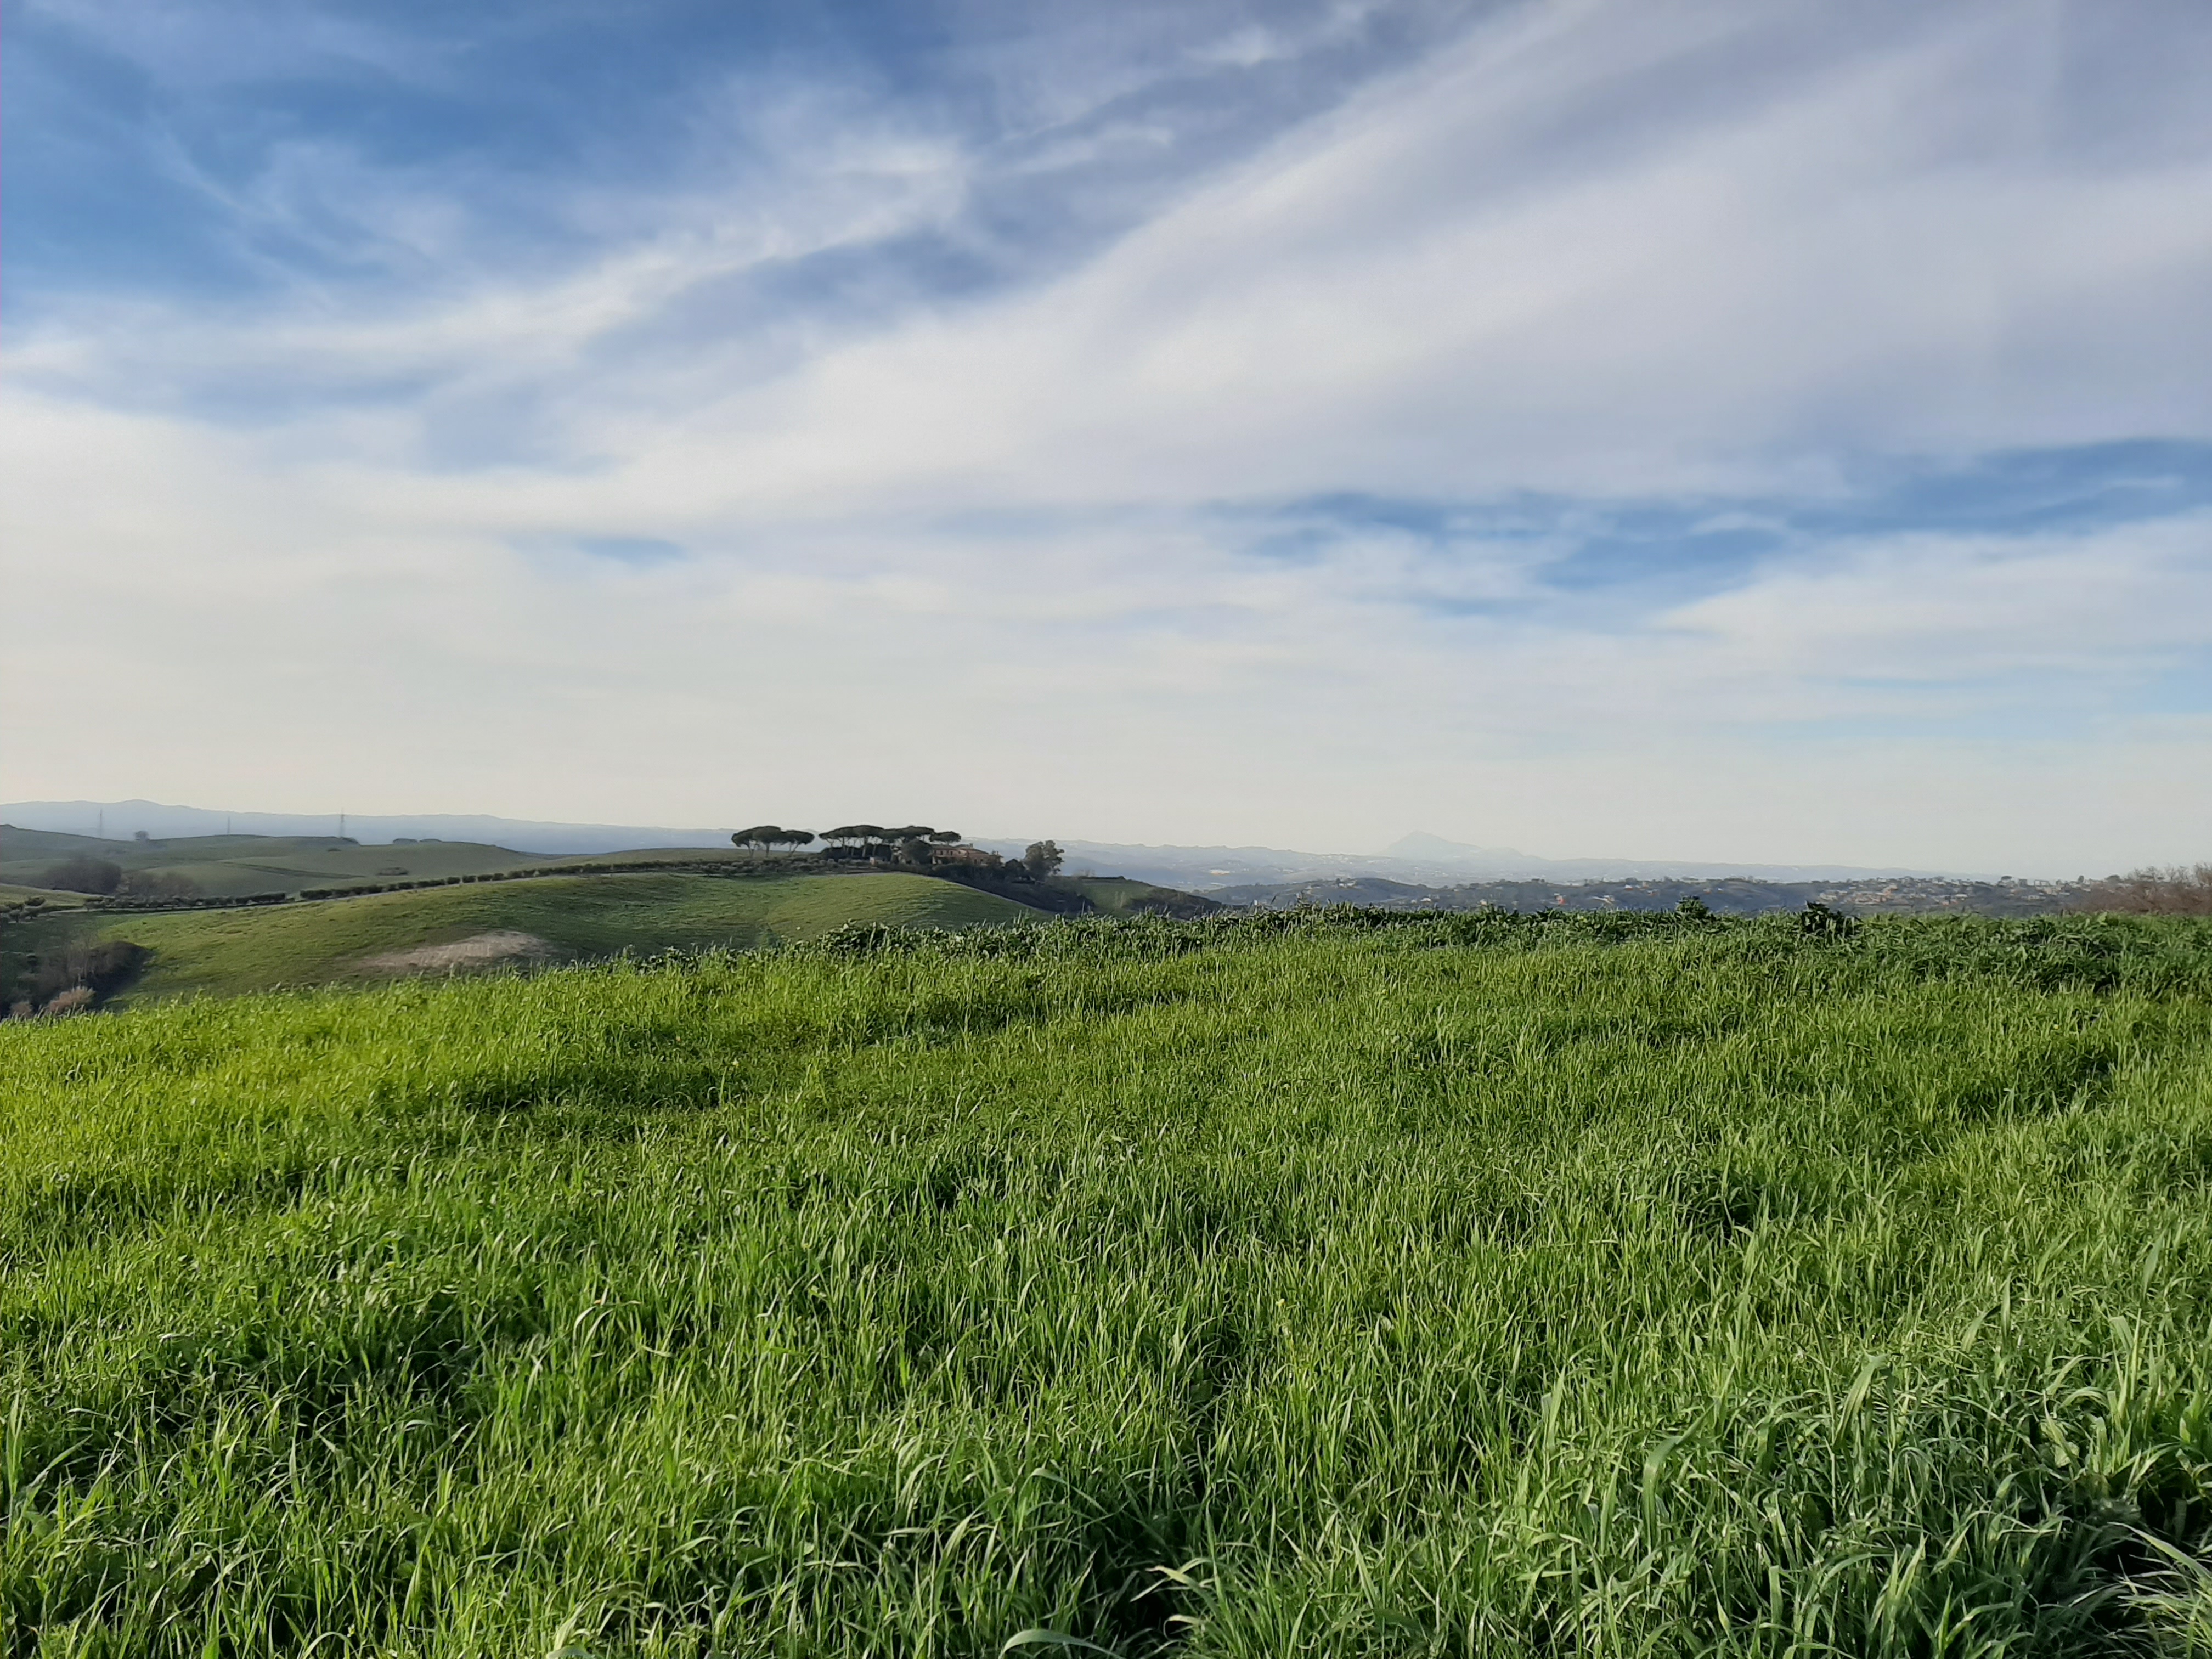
3, 911, 2212, 1651
1057, 873, 1220, 917
0, 883, 88, 909
1, 870, 1045, 1007
0, 825, 566, 899
0, 828, 1217, 921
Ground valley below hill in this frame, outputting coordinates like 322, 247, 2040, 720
1220, 872, 2092, 916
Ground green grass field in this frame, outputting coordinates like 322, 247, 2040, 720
1, 871, 1045, 1006
0, 827, 576, 901
0, 885, 87, 909
5, 911, 2212, 1655
1057, 876, 1218, 917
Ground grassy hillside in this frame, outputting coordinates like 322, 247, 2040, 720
1, 871, 1044, 1006
0, 826, 561, 899
4, 910, 2212, 1653
0, 883, 87, 909
1057, 873, 1220, 917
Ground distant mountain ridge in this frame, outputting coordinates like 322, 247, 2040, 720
1375, 831, 1947, 883
977, 833, 1948, 890
1, 800, 733, 856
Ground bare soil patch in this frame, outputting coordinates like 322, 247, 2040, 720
360, 930, 558, 975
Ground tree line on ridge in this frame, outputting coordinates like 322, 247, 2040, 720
730, 826, 1064, 881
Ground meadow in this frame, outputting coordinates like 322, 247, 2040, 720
1, 872, 1045, 1007
4, 910, 2212, 1655
0, 829, 564, 901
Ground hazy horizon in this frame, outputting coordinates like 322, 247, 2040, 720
7, 1, 2211, 872
0, 795, 2084, 881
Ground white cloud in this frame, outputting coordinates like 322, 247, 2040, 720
1662, 514, 2212, 685
22, 0, 456, 89
6, 0, 2212, 870
31, 0, 2212, 502
640, 0, 2212, 516
7, 379, 2209, 872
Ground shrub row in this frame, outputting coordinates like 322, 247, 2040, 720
2079, 863, 2212, 916
3, 938, 148, 1020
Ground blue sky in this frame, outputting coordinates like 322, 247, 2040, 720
5, 0, 2212, 871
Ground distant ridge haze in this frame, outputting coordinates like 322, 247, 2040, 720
5, 800, 1959, 884
0, 800, 732, 857
985, 833, 1949, 890
1376, 832, 1946, 883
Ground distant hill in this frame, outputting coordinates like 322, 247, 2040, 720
1052, 875, 1220, 919
1216, 873, 2086, 917
976, 834, 1950, 891
1376, 831, 1949, 883
6, 801, 1976, 889
1, 870, 1049, 1008
0, 800, 734, 855
0, 826, 820, 901
0, 826, 561, 899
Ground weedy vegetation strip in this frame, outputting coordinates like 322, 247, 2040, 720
3, 911, 2212, 1655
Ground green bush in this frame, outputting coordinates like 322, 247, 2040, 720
35, 855, 123, 895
